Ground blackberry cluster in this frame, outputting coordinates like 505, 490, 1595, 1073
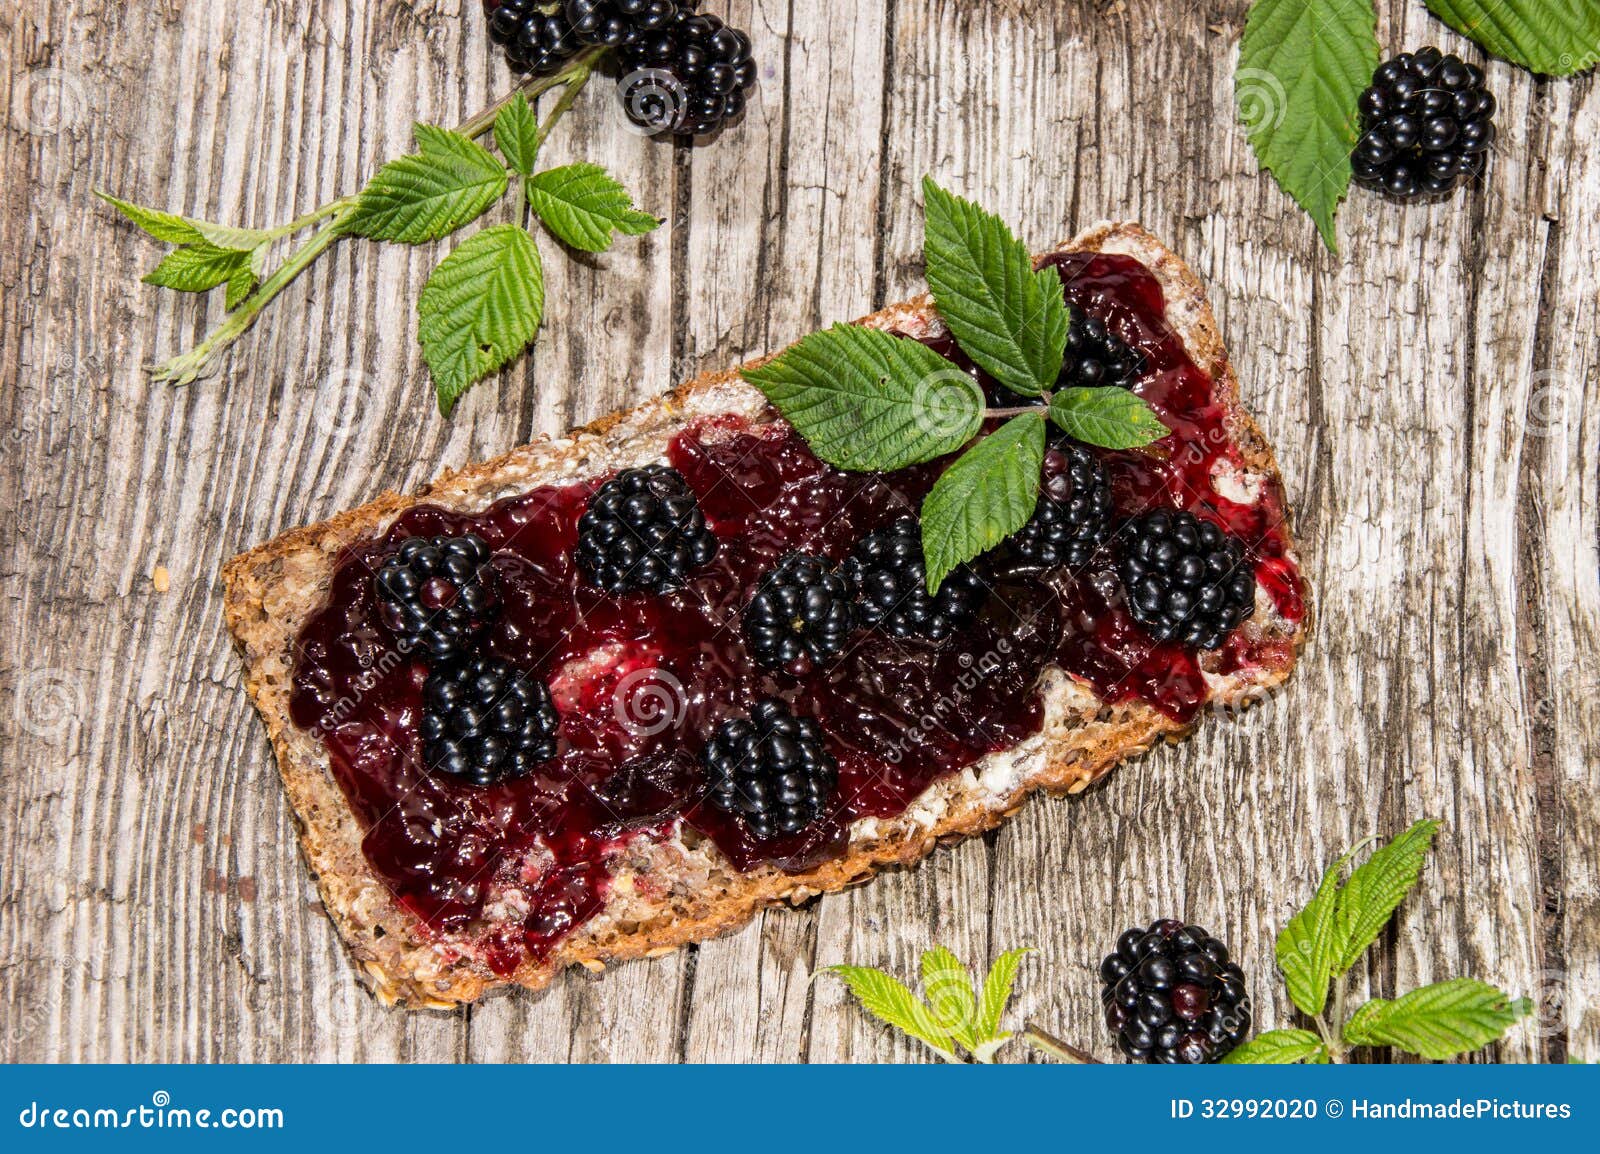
567, 0, 680, 46
844, 517, 986, 641
1100, 919, 1251, 1064
617, 6, 757, 136
375, 534, 500, 662
702, 699, 837, 841
1118, 510, 1255, 650
1000, 443, 1112, 573
482, 0, 582, 75
420, 654, 560, 786
1061, 310, 1146, 390
741, 553, 855, 674
1353, 47, 1496, 201
576, 465, 718, 595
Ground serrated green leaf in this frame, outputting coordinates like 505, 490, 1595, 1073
823, 965, 960, 1062
99, 190, 272, 250
921, 178, 1068, 398
1344, 978, 1533, 1060
1048, 387, 1169, 449
527, 163, 661, 253
1277, 857, 1345, 1017
1221, 1028, 1328, 1065
493, 94, 541, 176
921, 412, 1046, 594
919, 947, 979, 1050
1426, 0, 1600, 76
974, 947, 1031, 1049
1332, 819, 1439, 975
417, 224, 544, 415
142, 243, 253, 293
1237, 0, 1379, 252
224, 266, 256, 311
741, 324, 984, 472
340, 129, 508, 244
98, 192, 205, 243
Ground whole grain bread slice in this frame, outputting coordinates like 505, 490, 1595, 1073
222, 222, 1306, 1008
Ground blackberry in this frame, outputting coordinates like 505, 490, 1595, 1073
565, 0, 681, 48
843, 517, 986, 641
483, 0, 583, 75
576, 464, 718, 595
375, 533, 500, 662
1061, 310, 1146, 390
742, 553, 855, 673
702, 699, 837, 841
616, 6, 757, 136
420, 655, 560, 786
1118, 510, 1255, 650
1100, 919, 1251, 1064
1353, 47, 1496, 201
999, 443, 1112, 573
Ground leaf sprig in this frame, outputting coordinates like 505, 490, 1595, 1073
823, 946, 1032, 1063
742, 179, 1171, 594
1225, 819, 1534, 1063
1238, 0, 1600, 250
100, 49, 661, 415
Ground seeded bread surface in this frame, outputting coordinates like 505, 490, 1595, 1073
222, 223, 1307, 1008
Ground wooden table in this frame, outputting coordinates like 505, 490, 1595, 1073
3, 0, 1595, 1063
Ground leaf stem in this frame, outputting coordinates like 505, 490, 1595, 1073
455, 47, 604, 140
535, 54, 597, 147
1022, 1023, 1104, 1063
269, 195, 357, 238
988, 404, 1048, 418
150, 208, 354, 384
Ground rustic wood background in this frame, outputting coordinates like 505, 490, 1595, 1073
2, 0, 1596, 1063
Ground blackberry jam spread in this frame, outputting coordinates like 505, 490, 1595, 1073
288, 252, 1304, 972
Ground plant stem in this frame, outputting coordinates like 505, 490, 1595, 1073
1022, 1023, 1103, 1063
151, 210, 352, 384
988, 404, 1048, 418
147, 49, 605, 385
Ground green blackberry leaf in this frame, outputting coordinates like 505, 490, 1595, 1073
1344, 979, 1533, 1060
527, 163, 660, 253
1425, 1, 1600, 76
142, 243, 253, 294
224, 266, 257, 311
1220, 1028, 1328, 1065
1331, 818, 1439, 974
741, 324, 984, 472
969, 947, 1031, 1063
1276, 855, 1346, 1017
341, 126, 508, 245
418, 224, 544, 415
822, 965, 961, 1063
1048, 387, 1169, 449
919, 947, 979, 1052
97, 191, 272, 250
1237, 0, 1379, 251
493, 94, 542, 176
921, 178, 1068, 398
920, 412, 1046, 595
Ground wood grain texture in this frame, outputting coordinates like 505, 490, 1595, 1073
1, 0, 1595, 1063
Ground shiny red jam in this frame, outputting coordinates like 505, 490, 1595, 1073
288, 252, 1303, 971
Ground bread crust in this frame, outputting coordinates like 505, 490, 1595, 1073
222, 223, 1306, 1008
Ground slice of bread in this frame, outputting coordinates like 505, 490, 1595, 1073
222, 222, 1306, 1008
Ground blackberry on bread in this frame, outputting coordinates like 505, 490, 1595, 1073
222, 222, 1305, 1008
